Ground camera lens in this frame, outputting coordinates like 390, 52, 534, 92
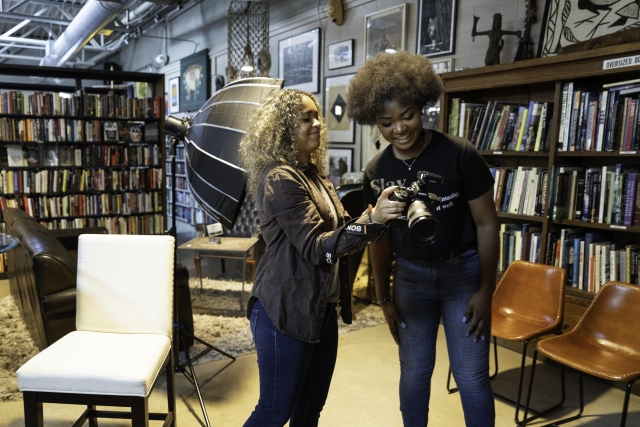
406, 200, 441, 244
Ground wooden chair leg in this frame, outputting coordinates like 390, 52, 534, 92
247, 259, 256, 283
194, 253, 202, 280
131, 396, 149, 427
23, 392, 43, 427
220, 258, 226, 273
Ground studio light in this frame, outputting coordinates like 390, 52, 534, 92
164, 77, 284, 229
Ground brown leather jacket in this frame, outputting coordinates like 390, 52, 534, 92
248, 163, 367, 342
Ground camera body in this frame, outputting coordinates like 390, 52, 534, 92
390, 171, 443, 244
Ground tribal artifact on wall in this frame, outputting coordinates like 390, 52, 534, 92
539, 0, 640, 57
472, 13, 522, 65
514, 0, 537, 61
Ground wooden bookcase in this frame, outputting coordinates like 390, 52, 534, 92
438, 42, 640, 331
0, 64, 166, 235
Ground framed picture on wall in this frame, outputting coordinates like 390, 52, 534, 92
324, 73, 355, 144
538, 0, 640, 57
364, 4, 406, 61
326, 147, 354, 187
328, 39, 354, 70
361, 125, 389, 169
279, 27, 321, 93
417, 0, 457, 57
169, 77, 180, 113
180, 49, 209, 112
431, 58, 454, 74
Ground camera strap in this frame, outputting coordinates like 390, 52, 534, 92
324, 217, 391, 264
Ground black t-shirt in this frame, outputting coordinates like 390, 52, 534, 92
363, 130, 494, 260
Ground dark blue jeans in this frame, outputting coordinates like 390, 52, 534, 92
243, 299, 338, 427
394, 249, 494, 427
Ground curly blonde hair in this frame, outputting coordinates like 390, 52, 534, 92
239, 89, 329, 196
346, 51, 444, 125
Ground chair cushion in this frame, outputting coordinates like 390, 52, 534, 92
538, 331, 640, 382
492, 307, 560, 341
17, 331, 170, 396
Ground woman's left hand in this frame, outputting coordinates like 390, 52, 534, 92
463, 286, 492, 342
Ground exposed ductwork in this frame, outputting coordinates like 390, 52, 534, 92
40, 0, 136, 67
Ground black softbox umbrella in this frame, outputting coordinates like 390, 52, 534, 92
182, 77, 284, 229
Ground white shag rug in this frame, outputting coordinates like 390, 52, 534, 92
0, 274, 386, 402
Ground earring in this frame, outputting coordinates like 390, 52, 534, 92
375, 131, 381, 150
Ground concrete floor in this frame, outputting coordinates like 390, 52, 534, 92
1, 221, 640, 426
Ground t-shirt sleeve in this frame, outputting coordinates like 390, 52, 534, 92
460, 141, 494, 201
362, 169, 376, 207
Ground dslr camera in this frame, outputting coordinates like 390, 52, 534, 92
390, 171, 443, 245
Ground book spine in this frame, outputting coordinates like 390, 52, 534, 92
623, 173, 638, 226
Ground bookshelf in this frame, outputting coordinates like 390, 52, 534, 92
439, 42, 640, 330
0, 64, 166, 235
164, 135, 214, 225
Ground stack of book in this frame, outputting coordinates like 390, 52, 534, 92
558, 78, 640, 152
498, 223, 542, 272
548, 164, 640, 226
490, 166, 548, 216
448, 98, 554, 152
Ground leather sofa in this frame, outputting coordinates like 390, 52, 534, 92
3, 207, 193, 350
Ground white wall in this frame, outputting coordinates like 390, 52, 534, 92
114, 0, 542, 170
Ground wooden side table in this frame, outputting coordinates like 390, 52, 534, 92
178, 236, 259, 310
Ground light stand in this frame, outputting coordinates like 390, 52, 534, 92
166, 125, 236, 427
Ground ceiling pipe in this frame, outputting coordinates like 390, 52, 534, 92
40, 0, 136, 67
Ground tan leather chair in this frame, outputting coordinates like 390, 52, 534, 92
447, 260, 567, 425
523, 281, 640, 427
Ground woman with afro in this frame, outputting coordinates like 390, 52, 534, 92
239, 88, 403, 427
347, 51, 499, 426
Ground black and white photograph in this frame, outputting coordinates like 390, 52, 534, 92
364, 5, 406, 60
279, 28, 321, 93
431, 58, 454, 74
423, 101, 441, 132
324, 73, 356, 144
326, 147, 353, 187
417, 0, 457, 57
328, 39, 354, 70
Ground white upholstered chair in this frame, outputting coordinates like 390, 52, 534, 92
17, 234, 176, 427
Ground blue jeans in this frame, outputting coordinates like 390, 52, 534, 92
394, 249, 494, 427
243, 299, 338, 427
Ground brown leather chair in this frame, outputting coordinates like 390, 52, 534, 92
447, 260, 567, 424
523, 281, 640, 427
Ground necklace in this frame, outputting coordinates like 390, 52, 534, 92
393, 133, 428, 170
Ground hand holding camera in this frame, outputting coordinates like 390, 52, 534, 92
389, 171, 444, 245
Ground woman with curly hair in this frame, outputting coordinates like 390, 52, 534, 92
347, 51, 499, 426
239, 88, 402, 427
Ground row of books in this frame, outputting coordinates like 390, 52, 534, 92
491, 166, 548, 216
166, 176, 191, 191
166, 162, 186, 175
3, 144, 162, 168
0, 167, 163, 195
33, 214, 165, 236
498, 223, 542, 272
449, 99, 553, 151
169, 204, 193, 223
558, 78, 640, 151
0, 191, 163, 219
169, 190, 192, 206
0, 89, 162, 119
0, 118, 159, 143
545, 228, 640, 290
549, 164, 640, 226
